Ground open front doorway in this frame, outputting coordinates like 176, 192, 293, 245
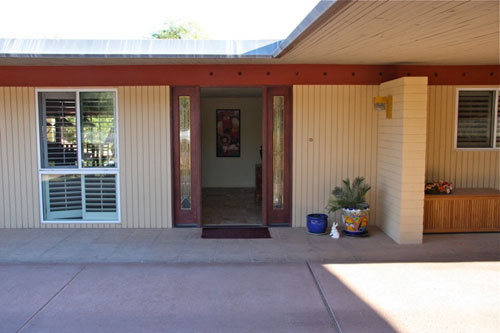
171, 86, 291, 227
201, 87, 263, 226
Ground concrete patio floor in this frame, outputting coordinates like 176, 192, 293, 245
0, 228, 499, 332
0, 227, 498, 264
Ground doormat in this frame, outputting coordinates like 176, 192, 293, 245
201, 227, 271, 239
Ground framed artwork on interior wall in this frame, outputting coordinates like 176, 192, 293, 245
216, 109, 240, 157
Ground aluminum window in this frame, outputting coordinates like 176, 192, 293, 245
456, 89, 500, 150
37, 89, 120, 223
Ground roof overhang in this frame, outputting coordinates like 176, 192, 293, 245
0, 0, 498, 66
274, 0, 500, 65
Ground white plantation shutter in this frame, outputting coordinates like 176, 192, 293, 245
457, 91, 495, 148
497, 91, 500, 146
83, 174, 118, 220
40, 93, 78, 167
44, 174, 82, 220
43, 174, 119, 221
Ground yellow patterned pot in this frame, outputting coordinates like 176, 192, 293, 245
342, 207, 369, 235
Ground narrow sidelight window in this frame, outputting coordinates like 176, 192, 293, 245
272, 95, 285, 209
179, 96, 192, 210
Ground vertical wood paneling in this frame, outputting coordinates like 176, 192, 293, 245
292, 85, 379, 227
426, 86, 500, 190
2, 83, 496, 229
0, 87, 40, 228
0, 86, 172, 228
0, 88, 7, 227
118, 85, 172, 228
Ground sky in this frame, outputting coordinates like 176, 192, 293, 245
1, 0, 318, 40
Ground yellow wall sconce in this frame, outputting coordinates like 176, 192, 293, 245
373, 96, 393, 119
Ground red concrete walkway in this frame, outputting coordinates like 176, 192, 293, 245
0, 229, 498, 332
1, 260, 498, 332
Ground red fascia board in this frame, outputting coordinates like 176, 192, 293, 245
0, 64, 497, 86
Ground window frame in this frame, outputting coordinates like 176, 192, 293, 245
455, 87, 500, 151
35, 88, 121, 223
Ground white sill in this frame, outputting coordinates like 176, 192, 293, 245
455, 147, 500, 152
41, 220, 121, 224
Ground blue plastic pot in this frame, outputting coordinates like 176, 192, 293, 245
307, 214, 328, 234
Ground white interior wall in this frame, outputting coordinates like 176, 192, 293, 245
201, 96, 262, 188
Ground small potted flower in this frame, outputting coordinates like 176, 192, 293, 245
425, 181, 453, 194
326, 177, 371, 236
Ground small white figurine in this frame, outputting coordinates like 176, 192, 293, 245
330, 222, 340, 239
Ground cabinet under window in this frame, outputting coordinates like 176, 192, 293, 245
38, 90, 119, 223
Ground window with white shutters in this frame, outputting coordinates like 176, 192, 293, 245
38, 90, 120, 223
83, 174, 118, 220
497, 92, 500, 146
43, 174, 82, 220
80, 92, 116, 168
456, 89, 500, 149
40, 92, 78, 168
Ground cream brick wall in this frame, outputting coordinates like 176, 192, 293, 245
376, 77, 428, 244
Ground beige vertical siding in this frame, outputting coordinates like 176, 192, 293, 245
0, 86, 172, 228
292, 85, 379, 227
0, 87, 39, 228
3, 83, 497, 231
376, 77, 428, 244
118, 86, 172, 228
426, 86, 500, 190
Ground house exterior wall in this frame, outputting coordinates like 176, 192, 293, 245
0, 86, 173, 228
426, 85, 500, 190
118, 86, 173, 228
291, 85, 380, 227
1, 80, 496, 233
376, 77, 428, 244
0, 87, 39, 228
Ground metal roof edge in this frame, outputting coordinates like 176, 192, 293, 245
0, 53, 274, 59
0, 39, 282, 59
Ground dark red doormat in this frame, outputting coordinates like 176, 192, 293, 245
201, 227, 271, 239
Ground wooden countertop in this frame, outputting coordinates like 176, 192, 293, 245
425, 188, 500, 200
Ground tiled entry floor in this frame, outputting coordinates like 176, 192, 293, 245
202, 187, 262, 225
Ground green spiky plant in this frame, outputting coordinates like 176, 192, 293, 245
326, 177, 371, 213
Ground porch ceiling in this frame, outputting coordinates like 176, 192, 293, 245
275, 0, 500, 65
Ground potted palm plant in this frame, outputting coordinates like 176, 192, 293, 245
326, 177, 371, 236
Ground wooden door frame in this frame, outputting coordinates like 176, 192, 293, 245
262, 86, 292, 226
171, 86, 202, 227
171, 85, 292, 227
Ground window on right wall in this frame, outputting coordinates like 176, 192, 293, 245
456, 89, 500, 149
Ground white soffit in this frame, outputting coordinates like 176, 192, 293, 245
277, 0, 500, 65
